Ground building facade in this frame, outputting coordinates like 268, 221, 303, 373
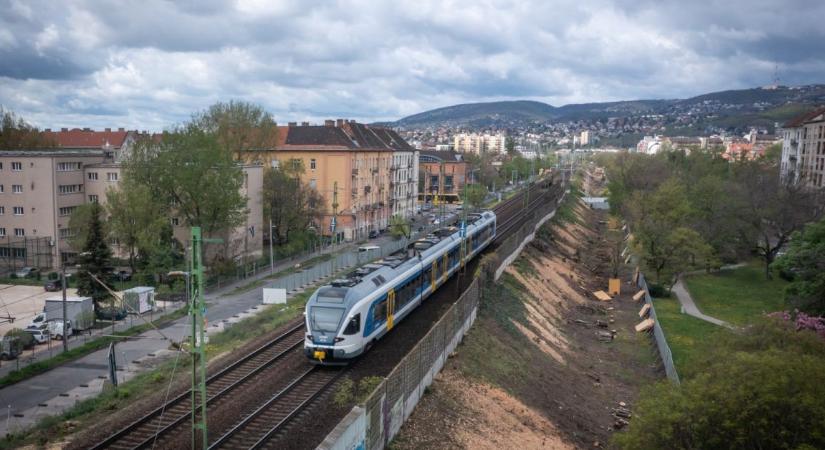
239, 120, 418, 241
418, 150, 468, 203
453, 133, 506, 154
781, 107, 825, 188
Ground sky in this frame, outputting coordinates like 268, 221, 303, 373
1, 0, 824, 131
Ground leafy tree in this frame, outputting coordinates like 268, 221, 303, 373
505, 136, 516, 156
190, 100, 277, 158
105, 179, 169, 271
263, 161, 324, 245
125, 126, 247, 236
462, 183, 488, 210
733, 161, 824, 279
764, 142, 782, 163
388, 214, 411, 240
0, 107, 56, 149
630, 179, 711, 288
687, 175, 743, 263
615, 319, 825, 450
67, 204, 98, 252
773, 218, 825, 314
75, 203, 113, 308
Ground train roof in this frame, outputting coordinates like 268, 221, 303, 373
311, 210, 495, 310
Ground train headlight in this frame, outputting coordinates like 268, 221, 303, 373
334, 337, 345, 343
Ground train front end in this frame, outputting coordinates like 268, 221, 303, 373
304, 285, 363, 365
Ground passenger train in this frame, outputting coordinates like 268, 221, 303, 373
304, 211, 497, 364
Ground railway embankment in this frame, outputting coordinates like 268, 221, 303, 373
391, 189, 660, 449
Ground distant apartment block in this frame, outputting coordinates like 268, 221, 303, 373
453, 132, 506, 154
1, 129, 264, 271
579, 130, 591, 146
781, 106, 825, 188
238, 120, 418, 242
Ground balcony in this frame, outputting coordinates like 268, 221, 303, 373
364, 185, 372, 194
351, 188, 358, 197
791, 139, 798, 147
352, 168, 359, 176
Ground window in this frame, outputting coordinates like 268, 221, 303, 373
107, 172, 118, 182
11, 162, 22, 171
14, 228, 24, 237
87, 172, 98, 181
0, 162, 3, 170
13, 207, 23, 215
13, 248, 25, 258
59, 228, 75, 238
310, 158, 317, 170
309, 307, 345, 332
0, 206, 3, 215
0, 185, 3, 193
171, 217, 180, 226
0, 228, 4, 237
57, 162, 82, 171
373, 299, 388, 323
58, 184, 82, 194
88, 195, 99, 203
12, 185, 22, 194
309, 179, 317, 189
59, 206, 77, 217
343, 314, 360, 335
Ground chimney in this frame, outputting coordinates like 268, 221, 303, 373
118, 127, 125, 132
336, 119, 344, 127
288, 122, 297, 127
301, 121, 309, 126
325, 120, 334, 127
105, 128, 111, 132
61, 128, 68, 132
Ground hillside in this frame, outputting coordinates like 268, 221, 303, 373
391, 84, 825, 130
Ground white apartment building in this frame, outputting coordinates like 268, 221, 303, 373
580, 130, 591, 146
390, 150, 419, 220
781, 106, 825, 188
453, 132, 506, 154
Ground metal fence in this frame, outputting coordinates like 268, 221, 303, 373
0, 236, 54, 276
365, 278, 480, 450
636, 272, 680, 384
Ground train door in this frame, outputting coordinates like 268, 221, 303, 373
442, 253, 449, 283
387, 289, 396, 330
431, 260, 438, 292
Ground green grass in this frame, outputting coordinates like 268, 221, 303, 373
683, 262, 787, 326
0, 307, 188, 389
653, 296, 730, 374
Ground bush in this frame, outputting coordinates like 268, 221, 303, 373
647, 283, 671, 298
48, 272, 59, 280
138, 272, 155, 287
5, 328, 35, 351
35, 271, 41, 281
9, 273, 16, 279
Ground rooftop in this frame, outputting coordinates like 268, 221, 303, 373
275, 120, 414, 152
784, 106, 825, 128
43, 128, 135, 149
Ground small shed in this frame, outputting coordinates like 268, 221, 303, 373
123, 286, 155, 314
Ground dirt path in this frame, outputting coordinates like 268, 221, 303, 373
391, 192, 660, 449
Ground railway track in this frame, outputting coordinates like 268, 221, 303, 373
90, 321, 306, 450
208, 366, 344, 449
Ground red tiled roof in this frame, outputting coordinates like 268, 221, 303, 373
784, 106, 825, 128
43, 128, 133, 149
276, 121, 413, 152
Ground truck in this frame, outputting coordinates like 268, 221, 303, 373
44, 296, 94, 332
47, 320, 73, 339
123, 286, 155, 314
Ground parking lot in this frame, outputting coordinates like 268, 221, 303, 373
0, 284, 79, 336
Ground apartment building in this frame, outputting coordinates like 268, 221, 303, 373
453, 132, 506, 154
43, 127, 139, 162
0, 149, 107, 270
418, 150, 468, 203
580, 130, 591, 146
239, 120, 418, 241
781, 106, 825, 188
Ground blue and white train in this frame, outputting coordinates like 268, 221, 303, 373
304, 211, 497, 364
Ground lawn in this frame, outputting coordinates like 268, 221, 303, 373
683, 262, 787, 326
652, 296, 730, 374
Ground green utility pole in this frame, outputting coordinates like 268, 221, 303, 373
190, 226, 207, 449
189, 226, 222, 449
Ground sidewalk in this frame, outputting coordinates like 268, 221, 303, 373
672, 263, 746, 330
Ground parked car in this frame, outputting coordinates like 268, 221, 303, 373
26, 329, 50, 344
27, 312, 47, 329
96, 306, 128, 321
110, 269, 132, 282
368, 230, 380, 239
44, 279, 62, 292
14, 267, 39, 278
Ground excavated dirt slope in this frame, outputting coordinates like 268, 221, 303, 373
391, 195, 661, 449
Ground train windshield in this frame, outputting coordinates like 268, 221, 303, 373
310, 307, 345, 332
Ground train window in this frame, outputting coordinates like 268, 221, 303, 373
310, 307, 345, 332
343, 314, 361, 335
374, 299, 387, 323
423, 267, 432, 286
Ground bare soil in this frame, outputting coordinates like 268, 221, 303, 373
391, 191, 660, 449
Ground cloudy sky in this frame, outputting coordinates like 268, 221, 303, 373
1, 0, 824, 130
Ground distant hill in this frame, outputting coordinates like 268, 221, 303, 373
390, 85, 825, 130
